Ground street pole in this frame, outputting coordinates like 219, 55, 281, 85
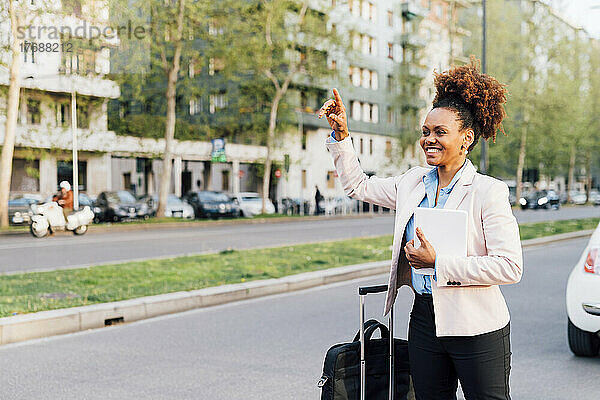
480, 0, 488, 174
71, 80, 79, 210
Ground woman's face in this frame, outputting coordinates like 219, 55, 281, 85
419, 107, 472, 168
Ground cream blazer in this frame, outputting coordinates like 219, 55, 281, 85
327, 137, 523, 337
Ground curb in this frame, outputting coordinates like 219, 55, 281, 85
0, 230, 594, 346
0, 213, 387, 237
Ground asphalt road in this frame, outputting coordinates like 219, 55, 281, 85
0, 206, 598, 274
0, 237, 598, 399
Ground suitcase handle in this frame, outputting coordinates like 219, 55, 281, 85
358, 284, 388, 295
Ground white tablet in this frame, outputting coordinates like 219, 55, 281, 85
412, 208, 468, 275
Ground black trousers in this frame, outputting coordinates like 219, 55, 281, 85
408, 293, 511, 400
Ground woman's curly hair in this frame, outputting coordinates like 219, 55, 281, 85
432, 58, 508, 152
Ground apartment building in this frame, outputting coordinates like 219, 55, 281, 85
3, 0, 470, 206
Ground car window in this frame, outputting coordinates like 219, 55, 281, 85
116, 191, 136, 203
241, 196, 261, 202
198, 192, 229, 202
8, 198, 32, 206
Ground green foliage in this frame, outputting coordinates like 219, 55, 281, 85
461, 0, 599, 182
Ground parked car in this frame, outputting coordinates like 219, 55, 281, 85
569, 190, 588, 205
322, 196, 358, 215
8, 195, 41, 225
229, 192, 275, 217
183, 191, 240, 219
94, 190, 152, 222
588, 190, 600, 206
566, 222, 600, 357
139, 194, 195, 219
280, 197, 310, 215
519, 190, 560, 210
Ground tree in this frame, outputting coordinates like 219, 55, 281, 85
0, 0, 62, 227
230, 0, 342, 213
110, 0, 238, 206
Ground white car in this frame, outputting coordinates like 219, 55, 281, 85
566, 222, 600, 356
231, 192, 275, 217
142, 194, 195, 219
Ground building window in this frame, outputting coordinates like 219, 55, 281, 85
221, 170, 230, 191
327, 171, 335, 189
209, 92, 227, 114
351, 101, 361, 120
77, 102, 89, 129
330, 59, 337, 70
189, 98, 202, 115
387, 74, 394, 93
301, 128, 307, 150
387, 43, 393, 60
331, 0, 336, 7
23, 42, 35, 63
27, 99, 41, 125
387, 107, 394, 124
370, 71, 378, 89
361, 69, 370, 89
371, 104, 379, 123
57, 160, 87, 191
362, 103, 371, 122
435, 4, 443, 18
55, 102, 70, 127
369, 139, 373, 155
385, 140, 392, 157
360, 138, 364, 154
302, 169, 307, 189
368, 2, 376, 22
387, 11, 393, 27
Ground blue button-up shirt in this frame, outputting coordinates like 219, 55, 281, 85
407, 161, 467, 294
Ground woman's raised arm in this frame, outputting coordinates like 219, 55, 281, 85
318, 89, 398, 210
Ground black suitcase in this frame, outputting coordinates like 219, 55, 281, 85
318, 284, 414, 400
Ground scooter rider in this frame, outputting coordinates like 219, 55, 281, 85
53, 181, 74, 222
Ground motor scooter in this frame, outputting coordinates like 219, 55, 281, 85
29, 202, 94, 238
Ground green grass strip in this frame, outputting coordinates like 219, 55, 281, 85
0, 217, 598, 317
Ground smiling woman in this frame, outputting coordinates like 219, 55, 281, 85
319, 59, 521, 400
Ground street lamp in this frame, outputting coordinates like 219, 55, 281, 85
25, 74, 79, 210
480, 0, 488, 174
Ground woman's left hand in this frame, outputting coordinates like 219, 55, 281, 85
404, 227, 436, 269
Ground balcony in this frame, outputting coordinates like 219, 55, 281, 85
20, 73, 120, 99
401, 1, 428, 20
398, 32, 427, 48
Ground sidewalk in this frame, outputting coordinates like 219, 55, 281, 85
0, 212, 387, 237
0, 229, 592, 345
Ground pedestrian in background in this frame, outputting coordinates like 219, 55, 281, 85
318, 60, 522, 400
314, 185, 323, 215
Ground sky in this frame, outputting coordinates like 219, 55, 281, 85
547, 0, 600, 38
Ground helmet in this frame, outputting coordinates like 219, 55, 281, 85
59, 181, 71, 191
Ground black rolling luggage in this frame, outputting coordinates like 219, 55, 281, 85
318, 285, 414, 400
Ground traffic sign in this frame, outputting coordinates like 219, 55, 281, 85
274, 169, 282, 178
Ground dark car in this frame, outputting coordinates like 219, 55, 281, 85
8, 196, 40, 225
519, 190, 560, 210
94, 190, 152, 222
183, 191, 240, 219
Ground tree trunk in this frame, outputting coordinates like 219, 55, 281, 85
0, 4, 22, 228
515, 125, 528, 202
567, 144, 576, 203
262, 90, 283, 214
585, 155, 592, 205
156, 0, 185, 217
